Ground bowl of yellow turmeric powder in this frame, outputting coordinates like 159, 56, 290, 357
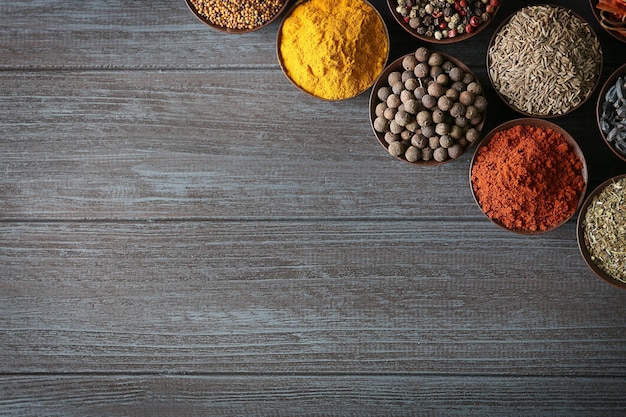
276, 0, 390, 101
185, 0, 289, 33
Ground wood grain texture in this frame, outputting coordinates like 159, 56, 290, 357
2, 221, 625, 376
2, 375, 626, 417
2, 0, 626, 415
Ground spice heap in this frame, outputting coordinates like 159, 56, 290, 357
488, 5, 602, 116
599, 70, 626, 158
372, 47, 487, 163
596, 0, 626, 37
278, 0, 388, 100
189, 0, 284, 31
394, 0, 499, 41
471, 124, 585, 232
582, 176, 626, 283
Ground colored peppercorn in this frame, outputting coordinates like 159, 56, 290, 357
394, 0, 499, 41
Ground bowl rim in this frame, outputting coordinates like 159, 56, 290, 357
469, 117, 589, 234
486, 4, 603, 118
595, 62, 626, 163
276, 0, 390, 101
576, 173, 626, 289
589, 0, 626, 44
385, 0, 501, 44
368, 50, 486, 166
184, 0, 289, 34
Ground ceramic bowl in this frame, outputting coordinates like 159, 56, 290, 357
577, 174, 626, 289
386, 0, 500, 44
470, 118, 588, 234
590, 0, 626, 43
369, 50, 486, 166
487, 5, 603, 118
596, 62, 626, 163
184, 0, 289, 33
276, 0, 389, 101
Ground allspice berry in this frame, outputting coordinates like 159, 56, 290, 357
421, 94, 437, 109
402, 55, 418, 71
459, 91, 475, 106
416, 110, 432, 127
378, 86, 391, 101
388, 140, 406, 157
449, 67, 464, 82
427, 82, 445, 98
433, 147, 448, 162
415, 47, 430, 62
387, 94, 401, 109
405, 78, 419, 91
375, 102, 387, 117
427, 52, 443, 67
414, 63, 429, 78
405, 146, 421, 162
404, 99, 420, 115
373, 116, 388, 132
388, 71, 402, 86
450, 102, 466, 118
448, 143, 464, 159
395, 110, 411, 127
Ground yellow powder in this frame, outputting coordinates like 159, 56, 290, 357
278, 0, 389, 100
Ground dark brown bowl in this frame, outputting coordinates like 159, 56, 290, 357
470, 118, 588, 234
590, 0, 626, 43
386, 0, 500, 44
369, 51, 486, 166
184, 0, 289, 33
596, 62, 626, 163
577, 174, 626, 289
276, 0, 389, 101
487, 4, 603, 118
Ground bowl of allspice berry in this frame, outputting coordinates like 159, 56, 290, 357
370, 47, 487, 165
388, 0, 501, 44
185, 0, 289, 33
577, 174, 626, 290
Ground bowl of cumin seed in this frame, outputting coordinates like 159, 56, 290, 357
487, 4, 603, 118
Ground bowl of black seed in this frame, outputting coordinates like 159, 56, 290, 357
388, 0, 501, 43
369, 47, 487, 165
597, 62, 626, 163
185, 0, 289, 33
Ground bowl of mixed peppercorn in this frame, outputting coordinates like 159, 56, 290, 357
185, 0, 289, 33
388, 0, 501, 43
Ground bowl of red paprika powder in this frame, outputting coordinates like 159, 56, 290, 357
469, 118, 588, 234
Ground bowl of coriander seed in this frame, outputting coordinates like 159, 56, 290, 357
577, 174, 626, 289
185, 0, 289, 33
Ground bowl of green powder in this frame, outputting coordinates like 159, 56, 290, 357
577, 174, 626, 289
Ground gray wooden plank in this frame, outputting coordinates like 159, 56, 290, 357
0, 70, 484, 220
0, 0, 285, 69
1, 375, 626, 417
2, 221, 625, 375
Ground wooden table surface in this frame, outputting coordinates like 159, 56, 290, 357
2, 0, 626, 415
